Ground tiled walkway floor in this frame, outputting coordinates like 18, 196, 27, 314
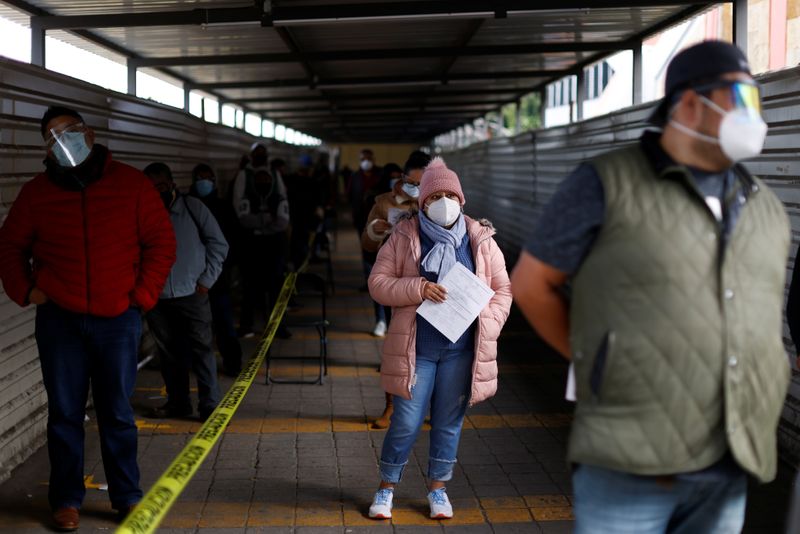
0, 223, 793, 533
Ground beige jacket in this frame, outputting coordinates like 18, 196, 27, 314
360, 190, 417, 253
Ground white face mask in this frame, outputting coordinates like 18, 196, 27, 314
425, 197, 461, 227
401, 183, 420, 199
360, 159, 373, 172
669, 95, 767, 163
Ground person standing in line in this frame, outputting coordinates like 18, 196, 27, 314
367, 157, 512, 520
362, 162, 402, 338
285, 154, 323, 270
362, 150, 431, 429
230, 156, 291, 338
347, 149, 382, 292
0, 106, 176, 531
189, 163, 244, 377
144, 162, 228, 422
510, 41, 790, 533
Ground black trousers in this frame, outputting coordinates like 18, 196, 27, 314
239, 233, 287, 331
147, 293, 220, 414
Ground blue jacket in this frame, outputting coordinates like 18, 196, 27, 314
161, 195, 228, 299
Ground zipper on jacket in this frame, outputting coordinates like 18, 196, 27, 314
82, 190, 91, 313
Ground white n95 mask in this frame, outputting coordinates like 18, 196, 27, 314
670, 81, 767, 162
426, 197, 461, 227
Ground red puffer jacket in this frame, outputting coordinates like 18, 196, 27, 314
0, 152, 176, 317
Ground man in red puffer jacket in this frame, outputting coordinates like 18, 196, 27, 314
0, 105, 176, 531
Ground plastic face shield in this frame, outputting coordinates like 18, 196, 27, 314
46, 122, 90, 167
695, 80, 762, 116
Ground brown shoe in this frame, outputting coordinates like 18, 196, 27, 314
52, 507, 79, 532
372, 394, 394, 429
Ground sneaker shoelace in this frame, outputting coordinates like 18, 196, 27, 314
430, 488, 448, 505
375, 488, 393, 505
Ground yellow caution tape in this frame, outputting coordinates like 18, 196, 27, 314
117, 272, 298, 534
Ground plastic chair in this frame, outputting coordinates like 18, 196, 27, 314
266, 272, 329, 385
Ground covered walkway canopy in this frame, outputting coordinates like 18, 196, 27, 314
0, 0, 745, 142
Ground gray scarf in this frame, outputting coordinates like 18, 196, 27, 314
419, 211, 466, 282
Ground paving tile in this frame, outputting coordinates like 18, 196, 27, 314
491, 522, 544, 533
484, 508, 534, 523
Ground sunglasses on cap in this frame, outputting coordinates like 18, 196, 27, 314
690, 80, 762, 115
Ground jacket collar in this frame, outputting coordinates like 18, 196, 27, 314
639, 130, 759, 199
44, 144, 111, 191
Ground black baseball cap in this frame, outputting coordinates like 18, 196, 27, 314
649, 40, 752, 126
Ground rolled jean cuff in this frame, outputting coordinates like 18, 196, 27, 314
428, 457, 457, 482
379, 460, 408, 484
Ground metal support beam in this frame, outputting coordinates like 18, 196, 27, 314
28, 2, 716, 29
32, 6, 263, 30
263, 1, 716, 26
538, 88, 547, 129
274, 27, 317, 86
128, 42, 627, 68
193, 70, 561, 91
632, 40, 643, 105
733, 0, 748, 52
576, 69, 586, 122
184, 87, 191, 113
234, 88, 533, 104
30, 18, 45, 67
270, 110, 492, 119
258, 100, 514, 113
127, 60, 137, 96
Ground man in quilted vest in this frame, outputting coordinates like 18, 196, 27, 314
0, 105, 176, 531
511, 41, 790, 533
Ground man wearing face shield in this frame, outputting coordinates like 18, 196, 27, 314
510, 41, 790, 533
0, 106, 176, 531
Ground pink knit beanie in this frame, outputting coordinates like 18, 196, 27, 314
418, 157, 465, 209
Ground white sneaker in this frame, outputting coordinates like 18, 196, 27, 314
428, 487, 453, 519
368, 488, 393, 519
372, 320, 387, 337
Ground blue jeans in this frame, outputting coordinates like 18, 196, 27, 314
379, 347, 473, 483
573, 464, 747, 534
35, 303, 143, 510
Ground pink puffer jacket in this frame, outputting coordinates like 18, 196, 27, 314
368, 215, 512, 405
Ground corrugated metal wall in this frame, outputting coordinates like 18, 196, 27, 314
445, 65, 800, 464
0, 57, 307, 482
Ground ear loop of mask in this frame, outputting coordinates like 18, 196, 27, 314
667, 96, 722, 145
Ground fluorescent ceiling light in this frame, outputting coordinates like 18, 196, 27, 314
200, 20, 261, 29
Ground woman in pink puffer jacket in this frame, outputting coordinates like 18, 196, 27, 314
366, 157, 512, 521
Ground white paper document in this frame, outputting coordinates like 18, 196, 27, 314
417, 263, 495, 343
565, 363, 576, 402
387, 207, 405, 226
